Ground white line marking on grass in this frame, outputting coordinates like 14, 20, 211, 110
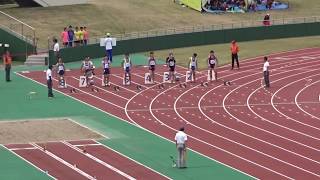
62, 141, 136, 180
92, 140, 173, 180
0, 145, 57, 180
31, 143, 94, 179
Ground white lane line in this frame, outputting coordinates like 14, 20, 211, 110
246, 65, 320, 142
270, 73, 320, 131
94, 76, 137, 94
31, 143, 94, 179
70, 76, 129, 101
149, 75, 292, 179
58, 77, 125, 109
221, 62, 320, 153
0, 144, 57, 180
295, 79, 320, 120
92, 140, 173, 180
62, 141, 136, 180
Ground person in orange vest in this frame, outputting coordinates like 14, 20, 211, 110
2, 50, 12, 82
230, 40, 240, 70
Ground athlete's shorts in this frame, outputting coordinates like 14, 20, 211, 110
191, 66, 196, 71
103, 68, 110, 75
125, 67, 130, 73
58, 70, 65, 76
169, 66, 175, 72
149, 65, 155, 71
209, 64, 215, 69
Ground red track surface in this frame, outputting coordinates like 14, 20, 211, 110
4, 140, 167, 180
17, 48, 320, 179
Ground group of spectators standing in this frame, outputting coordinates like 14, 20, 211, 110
60, 25, 89, 48
205, 0, 276, 12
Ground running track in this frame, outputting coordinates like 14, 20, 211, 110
17, 48, 320, 179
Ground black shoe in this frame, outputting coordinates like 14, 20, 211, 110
6, 80, 11, 82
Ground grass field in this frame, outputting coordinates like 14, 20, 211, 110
0, 0, 319, 48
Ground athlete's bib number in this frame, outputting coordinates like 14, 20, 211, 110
104, 63, 109, 69
169, 61, 175, 66
58, 65, 64, 71
210, 59, 215, 64
150, 61, 155, 66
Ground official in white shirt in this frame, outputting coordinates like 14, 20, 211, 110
104, 33, 113, 62
53, 38, 60, 62
263, 56, 270, 88
46, 65, 54, 98
174, 127, 187, 168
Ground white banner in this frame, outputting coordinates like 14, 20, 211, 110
144, 73, 153, 84
79, 76, 87, 87
185, 71, 193, 82
163, 72, 170, 83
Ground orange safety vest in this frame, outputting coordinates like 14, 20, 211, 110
231, 43, 239, 54
3, 54, 12, 65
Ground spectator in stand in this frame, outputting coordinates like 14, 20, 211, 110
263, 14, 271, 26
67, 25, 74, 47
83, 26, 89, 45
61, 27, 69, 48
266, 0, 274, 9
74, 26, 81, 46
79, 27, 84, 45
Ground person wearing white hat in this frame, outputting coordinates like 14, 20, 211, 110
104, 33, 113, 62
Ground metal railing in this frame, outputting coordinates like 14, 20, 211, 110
0, 10, 37, 53
52, 16, 320, 50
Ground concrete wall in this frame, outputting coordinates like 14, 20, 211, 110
49, 22, 320, 65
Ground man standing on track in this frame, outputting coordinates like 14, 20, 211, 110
263, 56, 270, 88
104, 33, 113, 62
230, 40, 240, 70
174, 127, 187, 168
46, 65, 54, 98
122, 53, 132, 85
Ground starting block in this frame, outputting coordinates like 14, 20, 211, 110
179, 83, 187, 88
136, 85, 142, 91
69, 88, 77, 93
123, 74, 131, 86
114, 86, 120, 91
201, 82, 209, 87
224, 81, 231, 86
79, 76, 87, 87
158, 84, 165, 89
207, 70, 216, 81
185, 71, 193, 82
144, 73, 153, 84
